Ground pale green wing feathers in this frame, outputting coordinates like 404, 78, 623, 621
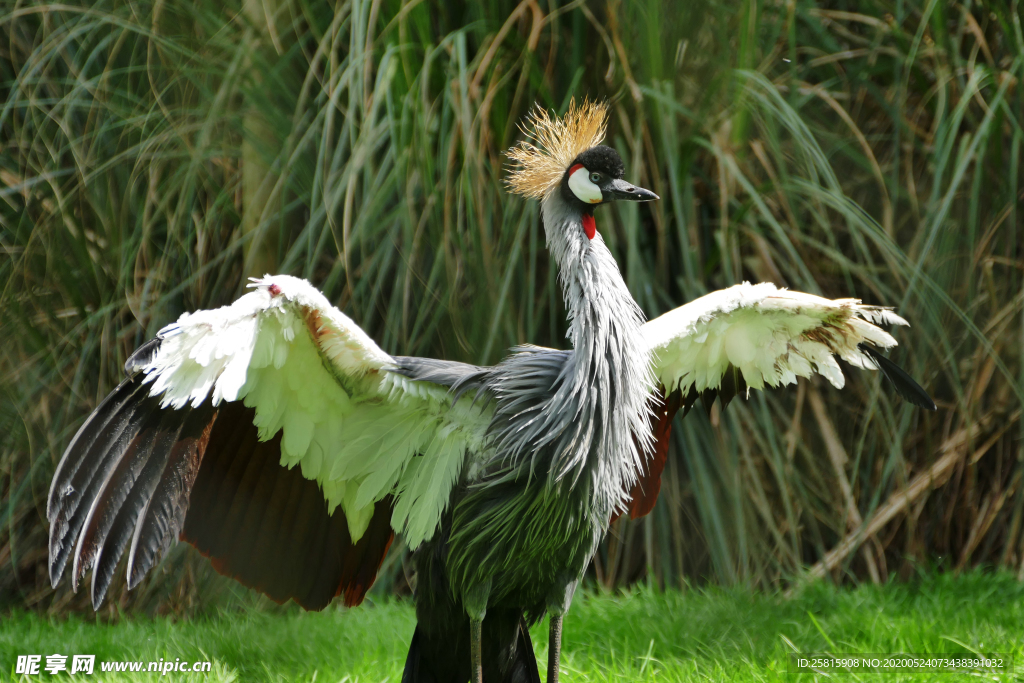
643, 282, 908, 395
138, 274, 489, 547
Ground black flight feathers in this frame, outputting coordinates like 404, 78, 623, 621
857, 343, 937, 410
124, 337, 161, 376
46, 373, 215, 610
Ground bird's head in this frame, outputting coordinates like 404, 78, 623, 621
505, 99, 658, 239
560, 144, 658, 209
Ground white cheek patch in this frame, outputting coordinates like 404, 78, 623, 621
568, 167, 603, 204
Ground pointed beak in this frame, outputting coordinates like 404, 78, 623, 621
603, 178, 659, 202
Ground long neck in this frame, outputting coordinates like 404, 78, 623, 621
540, 194, 653, 504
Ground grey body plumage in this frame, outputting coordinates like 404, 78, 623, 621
396, 130, 659, 682
396, 194, 655, 615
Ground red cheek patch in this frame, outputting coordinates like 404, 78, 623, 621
582, 213, 596, 240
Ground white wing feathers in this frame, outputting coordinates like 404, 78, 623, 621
136, 275, 489, 547
132, 277, 911, 548
643, 282, 908, 396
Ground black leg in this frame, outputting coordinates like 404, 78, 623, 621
471, 617, 483, 683
547, 614, 563, 683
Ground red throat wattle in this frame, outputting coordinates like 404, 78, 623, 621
582, 213, 596, 240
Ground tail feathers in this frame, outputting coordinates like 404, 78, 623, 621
512, 619, 541, 683
858, 344, 936, 410
401, 627, 436, 683
402, 615, 540, 683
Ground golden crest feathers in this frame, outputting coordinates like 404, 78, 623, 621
505, 98, 609, 198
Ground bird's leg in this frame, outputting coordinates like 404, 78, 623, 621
470, 617, 484, 683
464, 579, 491, 683
545, 578, 577, 683
547, 613, 563, 683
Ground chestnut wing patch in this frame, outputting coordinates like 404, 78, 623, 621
182, 400, 395, 610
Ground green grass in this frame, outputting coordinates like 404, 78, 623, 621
3, 571, 1022, 681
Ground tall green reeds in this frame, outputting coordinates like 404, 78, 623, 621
1, 0, 1021, 614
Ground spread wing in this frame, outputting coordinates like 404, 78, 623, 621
618, 282, 935, 520
47, 275, 490, 610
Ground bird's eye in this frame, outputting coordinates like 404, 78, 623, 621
590, 172, 601, 183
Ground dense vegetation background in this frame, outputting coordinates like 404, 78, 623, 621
1, 0, 1021, 616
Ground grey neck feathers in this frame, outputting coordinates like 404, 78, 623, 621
539, 192, 654, 505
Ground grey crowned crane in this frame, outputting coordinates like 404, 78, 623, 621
47, 99, 935, 683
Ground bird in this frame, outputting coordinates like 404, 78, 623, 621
47, 99, 935, 683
